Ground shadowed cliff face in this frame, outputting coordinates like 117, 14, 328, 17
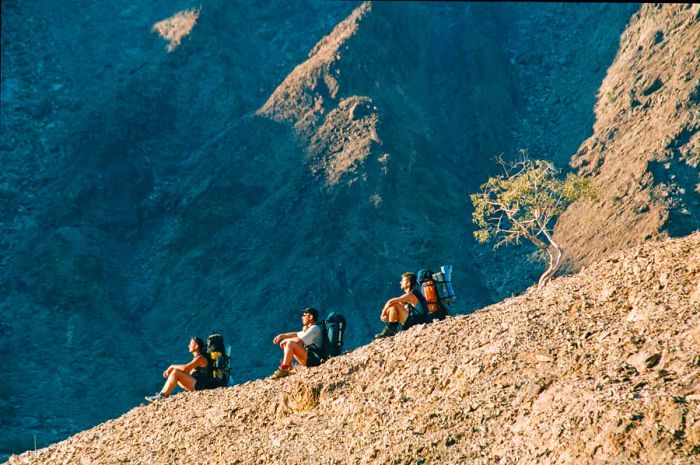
555, 4, 700, 269
0, 1, 664, 458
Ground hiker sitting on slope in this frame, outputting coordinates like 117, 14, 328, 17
145, 337, 211, 402
270, 307, 323, 379
375, 271, 427, 339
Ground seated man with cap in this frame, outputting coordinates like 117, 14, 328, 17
270, 307, 323, 379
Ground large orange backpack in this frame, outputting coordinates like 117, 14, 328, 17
417, 269, 444, 317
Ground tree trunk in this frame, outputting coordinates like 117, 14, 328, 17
538, 241, 562, 287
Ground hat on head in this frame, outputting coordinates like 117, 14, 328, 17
302, 307, 319, 321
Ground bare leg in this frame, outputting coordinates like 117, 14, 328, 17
375, 302, 409, 339
161, 369, 197, 395
385, 302, 409, 325
281, 340, 308, 366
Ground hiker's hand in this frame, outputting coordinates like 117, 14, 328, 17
163, 366, 173, 378
273, 334, 281, 344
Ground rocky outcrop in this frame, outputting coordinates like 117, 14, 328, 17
10, 233, 699, 465
555, 4, 700, 269
257, 1, 514, 188
257, 3, 381, 186
258, 2, 371, 135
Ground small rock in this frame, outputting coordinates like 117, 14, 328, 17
626, 303, 652, 322
659, 401, 684, 433
691, 281, 700, 306
680, 381, 700, 396
626, 346, 661, 372
642, 77, 664, 96
599, 285, 616, 301
632, 381, 647, 391
520, 381, 547, 403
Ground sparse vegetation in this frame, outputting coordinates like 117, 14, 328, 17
470, 151, 597, 287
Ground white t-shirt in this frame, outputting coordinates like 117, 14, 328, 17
297, 324, 323, 349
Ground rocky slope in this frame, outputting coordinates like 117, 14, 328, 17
9, 232, 699, 465
555, 4, 700, 269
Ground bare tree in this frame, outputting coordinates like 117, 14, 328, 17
470, 152, 596, 287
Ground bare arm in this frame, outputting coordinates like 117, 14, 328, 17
163, 355, 207, 378
182, 354, 207, 374
273, 331, 298, 344
382, 291, 418, 311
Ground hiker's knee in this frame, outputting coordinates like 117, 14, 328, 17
284, 341, 301, 352
387, 304, 404, 320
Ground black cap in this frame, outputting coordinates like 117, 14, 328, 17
302, 307, 319, 321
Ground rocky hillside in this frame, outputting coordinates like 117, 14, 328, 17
9, 232, 699, 465
2, 1, 697, 460
555, 4, 700, 269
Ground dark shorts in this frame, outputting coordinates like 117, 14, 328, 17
305, 347, 322, 367
402, 312, 426, 330
193, 375, 212, 391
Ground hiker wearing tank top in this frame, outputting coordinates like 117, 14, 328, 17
145, 336, 211, 402
375, 272, 427, 339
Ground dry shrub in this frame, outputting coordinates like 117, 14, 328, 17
152, 8, 200, 52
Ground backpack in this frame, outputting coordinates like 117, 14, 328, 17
432, 265, 456, 304
318, 312, 347, 360
206, 333, 231, 388
417, 268, 449, 320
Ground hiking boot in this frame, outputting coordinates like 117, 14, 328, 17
145, 392, 166, 403
374, 325, 397, 339
270, 367, 291, 379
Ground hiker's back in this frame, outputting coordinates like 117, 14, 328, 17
409, 289, 428, 318
191, 355, 214, 389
